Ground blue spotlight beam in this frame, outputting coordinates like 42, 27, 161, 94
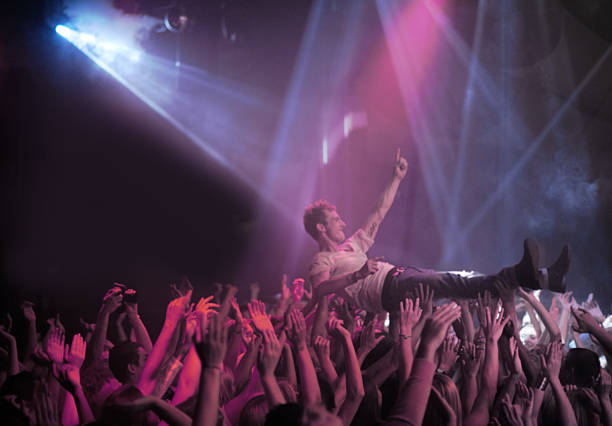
54, 25, 295, 217
444, 43, 612, 261
445, 0, 486, 238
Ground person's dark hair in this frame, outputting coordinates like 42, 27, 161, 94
265, 403, 303, 426
361, 336, 393, 370
303, 200, 336, 240
108, 341, 141, 384
423, 373, 462, 426
541, 386, 603, 426
238, 395, 268, 426
560, 348, 600, 387
351, 376, 382, 426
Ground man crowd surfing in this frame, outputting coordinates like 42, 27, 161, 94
1, 151, 609, 426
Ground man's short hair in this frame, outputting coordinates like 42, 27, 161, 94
108, 341, 141, 384
303, 200, 336, 240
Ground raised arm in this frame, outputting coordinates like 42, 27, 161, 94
518, 288, 561, 342
361, 149, 408, 240
84, 287, 122, 368
329, 318, 365, 425
287, 309, 321, 406
541, 341, 578, 426
193, 314, 228, 426
57, 334, 95, 425
398, 297, 422, 382
257, 329, 288, 408
572, 307, 612, 356
464, 299, 511, 425
21, 302, 38, 362
124, 290, 153, 352
138, 291, 191, 395
386, 302, 461, 425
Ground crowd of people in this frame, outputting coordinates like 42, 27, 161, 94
1, 271, 612, 426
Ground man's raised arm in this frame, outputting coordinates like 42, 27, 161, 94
361, 149, 407, 240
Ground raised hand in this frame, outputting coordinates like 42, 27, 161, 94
460, 342, 483, 377
393, 148, 408, 180
249, 282, 260, 300
582, 293, 605, 324
248, 300, 273, 333
517, 288, 540, 304
45, 327, 65, 364
257, 329, 287, 377
21, 301, 36, 323
494, 278, 516, 307
478, 299, 510, 343
55, 363, 82, 394
314, 336, 331, 362
437, 334, 459, 373
399, 297, 422, 334
415, 283, 434, 320
549, 297, 560, 323
79, 317, 95, 333
102, 286, 123, 314
498, 393, 525, 426
123, 289, 139, 315
280, 274, 290, 301
291, 278, 305, 303
328, 317, 351, 341
287, 309, 308, 350
359, 320, 384, 352
541, 340, 563, 379
165, 290, 192, 326
65, 334, 86, 368
195, 314, 228, 369
194, 296, 219, 331
597, 368, 612, 400
557, 291, 573, 311
571, 307, 601, 333
420, 303, 462, 354
332, 297, 356, 334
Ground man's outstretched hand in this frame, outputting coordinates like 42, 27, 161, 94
393, 148, 408, 180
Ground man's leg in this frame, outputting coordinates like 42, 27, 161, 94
380, 239, 543, 312
381, 269, 499, 311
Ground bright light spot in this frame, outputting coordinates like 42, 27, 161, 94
130, 53, 141, 63
55, 25, 71, 38
79, 33, 96, 44
175, 61, 181, 67
343, 113, 352, 138
322, 138, 328, 164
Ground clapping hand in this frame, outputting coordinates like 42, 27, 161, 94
65, 334, 86, 369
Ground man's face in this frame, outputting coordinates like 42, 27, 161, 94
132, 347, 148, 381
322, 209, 346, 243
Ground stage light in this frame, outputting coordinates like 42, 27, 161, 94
55, 24, 71, 38
164, 7, 188, 33
322, 138, 328, 164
